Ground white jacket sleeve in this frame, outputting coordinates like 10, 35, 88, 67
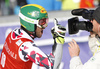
70, 53, 100, 69
88, 36, 98, 54
70, 56, 84, 69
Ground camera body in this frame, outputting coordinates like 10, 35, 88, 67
68, 8, 93, 34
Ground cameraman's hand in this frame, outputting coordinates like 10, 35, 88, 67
68, 39, 80, 58
51, 18, 66, 44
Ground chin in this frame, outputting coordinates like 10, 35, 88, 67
37, 35, 42, 38
38, 37, 41, 38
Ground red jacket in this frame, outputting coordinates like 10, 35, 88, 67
0, 28, 54, 69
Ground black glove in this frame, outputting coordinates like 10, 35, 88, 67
51, 18, 66, 44
51, 18, 66, 56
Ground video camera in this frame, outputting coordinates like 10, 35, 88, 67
68, 8, 94, 34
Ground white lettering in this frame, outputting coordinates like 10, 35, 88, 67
4, 42, 17, 59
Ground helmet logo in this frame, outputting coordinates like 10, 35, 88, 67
28, 11, 39, 18
40, 8, 47, 13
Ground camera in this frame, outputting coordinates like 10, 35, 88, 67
68, 17, 93, 34
68, 8, 93, 34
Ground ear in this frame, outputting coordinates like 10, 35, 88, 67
91, 19, 94, 23
91, 20, 93, 23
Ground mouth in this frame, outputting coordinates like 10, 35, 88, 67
41, 30, 43, 34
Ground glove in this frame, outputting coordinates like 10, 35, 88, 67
51, 18, 66, 44
51, 18, 66, 69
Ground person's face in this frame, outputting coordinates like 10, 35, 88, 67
35, 18, 48, 38
36, 26, 44, 38
91, 19, 100, 35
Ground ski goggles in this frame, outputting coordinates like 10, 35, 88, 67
19, 12, 48, 29
37, 18, 48, 29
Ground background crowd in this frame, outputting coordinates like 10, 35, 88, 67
0, 0, 100, 16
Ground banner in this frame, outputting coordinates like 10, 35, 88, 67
62, 0, 80, 10
80, 0, 95, 8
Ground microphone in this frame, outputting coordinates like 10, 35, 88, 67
71, 8, 88, 16
71, 8, 94, 20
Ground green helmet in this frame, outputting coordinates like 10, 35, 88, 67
19, 4, 48, 32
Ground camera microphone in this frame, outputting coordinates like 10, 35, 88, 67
68, 8, 94, 35
71, 8, 94, 20
71, 8, 87, 16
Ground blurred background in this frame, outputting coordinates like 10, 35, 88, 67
0, 0, 99, 16
0, 0, 99, 69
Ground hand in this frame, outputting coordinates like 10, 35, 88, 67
51, 18, 66, 44
68, 39, 80, 58
51, 18, 66, 38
